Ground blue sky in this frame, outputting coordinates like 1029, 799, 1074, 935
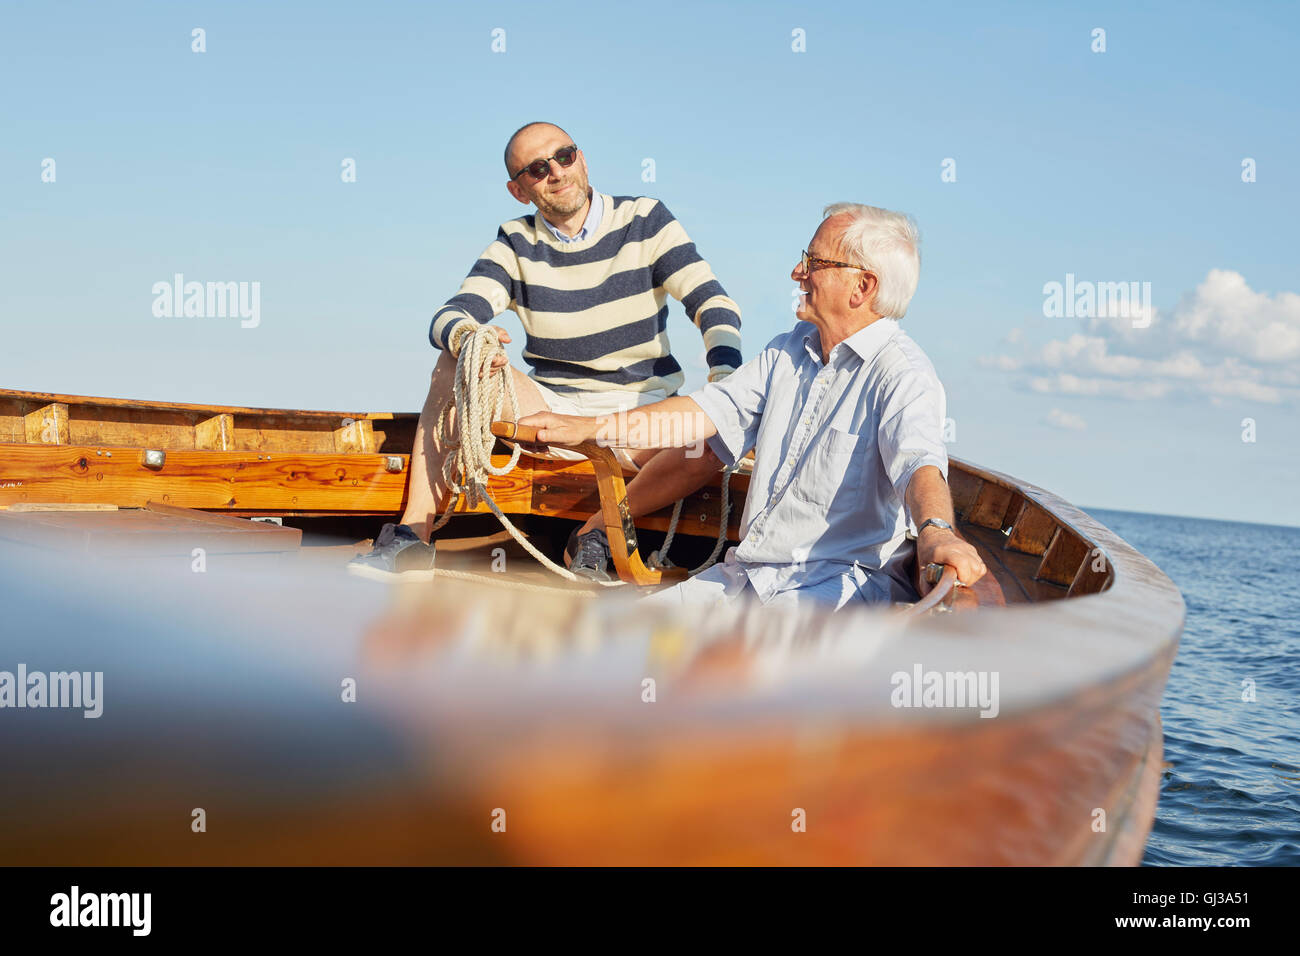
2, 0, 1298, 525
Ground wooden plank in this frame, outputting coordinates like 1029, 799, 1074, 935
0, 507, 301, 555
233, 418, 355, 453
6, 502, 118, 512
1005, 500, 1059, 556
67, 404, 197, 449
1, 388, 423, 455
333, 419, 375, 454
0, 444, 409, 512
1036, 527, 1091, 587
23, 403, 70, 445
371, 419, 418, 455
195, 413, 234, 450
1068, 549, 1112, 596
958, 523, 1065, 604
145, 500, 303, 547
0, 399, 23, 443
0, 441, 748, 540
966, 481, 1015, 530
1000, 491, 1026, 532
948, 470, 982, 518
0, 512, 96, 551
0, 385, 415, 423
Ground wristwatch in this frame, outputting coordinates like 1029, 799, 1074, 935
915, 517, 953, 536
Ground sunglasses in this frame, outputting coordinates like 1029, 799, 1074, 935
799, 249, 872, 276
511, 144, 580, 182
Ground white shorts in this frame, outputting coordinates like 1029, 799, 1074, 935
513, 379, 671, 471
645, 553, 900, 611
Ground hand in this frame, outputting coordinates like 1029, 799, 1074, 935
486, 326, 511, 375
453, 323, 511, 375
917, 527, 986, 594
515, 411, 602, 448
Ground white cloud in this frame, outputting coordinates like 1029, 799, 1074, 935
978, 354, 1021, 371
1205, 376, 1281, 403
1044, 408, 1087, 431
1171, 269, 1300, 364
984, 270, 1299, 405
1029, 374, 1171, 400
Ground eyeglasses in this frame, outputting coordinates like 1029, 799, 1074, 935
511, 144, 580, 182
799, 249, 872, 276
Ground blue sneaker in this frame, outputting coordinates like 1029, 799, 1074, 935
565, 527, 614, 583
347, 523, 437, 580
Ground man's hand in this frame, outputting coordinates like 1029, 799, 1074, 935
485, 326, 511, 374
917, 526, 987, 594
452, 322, 512, 374
515, 411, 603, 448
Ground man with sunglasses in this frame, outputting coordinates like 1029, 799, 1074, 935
348, 122, 743, 580
517, 203, 987, 609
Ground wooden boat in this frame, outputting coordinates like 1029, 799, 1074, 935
0, 386, 1184, 865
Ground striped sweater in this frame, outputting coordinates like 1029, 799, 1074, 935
429, 192, 743, 394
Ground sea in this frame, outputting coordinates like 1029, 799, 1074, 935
1089, 509, 1300, 866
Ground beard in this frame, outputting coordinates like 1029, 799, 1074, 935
532, 171, 590, 220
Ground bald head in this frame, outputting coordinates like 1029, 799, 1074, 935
504, 122, 573, 177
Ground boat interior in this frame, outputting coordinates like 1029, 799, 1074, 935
0, 388, 1115, 611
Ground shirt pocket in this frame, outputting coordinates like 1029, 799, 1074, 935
792, 426, 868, 510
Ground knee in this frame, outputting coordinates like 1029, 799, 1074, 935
433, 349, 456, 376
686, 443, 723, 471
428, 350, 458, 393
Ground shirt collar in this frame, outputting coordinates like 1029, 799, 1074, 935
540, 188, 602, 243
802, 318, 900, 366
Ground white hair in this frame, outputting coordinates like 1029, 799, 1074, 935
822, 203, 921, 318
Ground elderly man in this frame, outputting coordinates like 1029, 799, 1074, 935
349, 122, 742, 580
519, 203, 986, 608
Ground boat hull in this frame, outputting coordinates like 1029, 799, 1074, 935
0, 387, 1184, 865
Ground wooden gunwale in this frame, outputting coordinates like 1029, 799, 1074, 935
0, 387, 408, 422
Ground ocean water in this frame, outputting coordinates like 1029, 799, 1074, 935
1088, 509, 1300, 866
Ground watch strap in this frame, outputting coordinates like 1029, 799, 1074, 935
916, 517, 953, 536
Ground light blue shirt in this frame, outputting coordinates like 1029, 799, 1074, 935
540, 188, 603, 243
691, 318, 948, 606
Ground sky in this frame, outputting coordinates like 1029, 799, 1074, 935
2, 0, 1298, 526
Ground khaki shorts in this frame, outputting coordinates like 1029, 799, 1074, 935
512, 380, 671, 471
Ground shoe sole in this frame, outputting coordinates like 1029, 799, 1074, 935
345, 563, 438, 583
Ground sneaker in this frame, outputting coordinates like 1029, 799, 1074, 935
346, 523, 437, 581
565, 527, 614, 583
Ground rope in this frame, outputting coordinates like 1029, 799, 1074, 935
649, 462, 738, 575
429, 322, 621, 587
430, 320, 733, 587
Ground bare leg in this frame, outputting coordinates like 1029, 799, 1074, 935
400, 350, 549, 542
576, 445, 724, 536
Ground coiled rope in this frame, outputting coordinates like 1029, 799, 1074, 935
430, 320, 731, 584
